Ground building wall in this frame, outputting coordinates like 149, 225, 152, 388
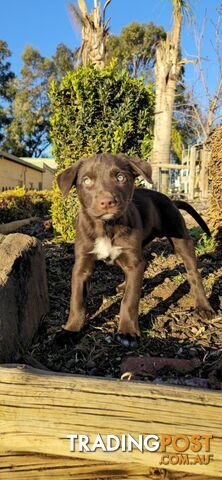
0, 157, 43, 191
42, 167, 55, 190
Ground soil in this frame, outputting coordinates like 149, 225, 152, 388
17, 202, 222, 389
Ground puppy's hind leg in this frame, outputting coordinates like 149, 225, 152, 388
171, 237, 215, 320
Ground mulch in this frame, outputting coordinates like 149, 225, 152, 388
17, 206, 222, 389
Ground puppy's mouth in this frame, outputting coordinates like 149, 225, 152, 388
101, 212, 116, 220
88, 205, 124, 220
98, 209, 121, 220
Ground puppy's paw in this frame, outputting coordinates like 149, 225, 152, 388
116, 281, 126, 294
114, 333, 139, 349
53, 329, 81, 347
195, 306, 216, 321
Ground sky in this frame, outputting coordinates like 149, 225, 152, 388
1, 0, 222, 98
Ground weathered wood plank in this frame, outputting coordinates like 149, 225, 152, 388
0, 365, 221, 478
0, 453, 221, 480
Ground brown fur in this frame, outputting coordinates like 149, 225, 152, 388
57, 153, 214, 340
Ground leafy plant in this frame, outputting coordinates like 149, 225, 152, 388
195, 233, 217, 255
189, 227, 217, 254
172, 272, 184, 284
0, 187, 52, 223
50, 62, 154, 242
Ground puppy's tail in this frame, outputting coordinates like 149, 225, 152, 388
174, 200, 211, 237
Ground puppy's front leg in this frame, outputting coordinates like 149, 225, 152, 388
63, 255, 95, 332
117, 255, 145, 337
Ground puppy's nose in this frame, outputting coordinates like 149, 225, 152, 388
100, 195, 116, 210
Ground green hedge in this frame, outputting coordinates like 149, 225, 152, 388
0, 188, 52, 224
50, 62, 155, 242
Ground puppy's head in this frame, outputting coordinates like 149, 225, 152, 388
57, 153, 152, 220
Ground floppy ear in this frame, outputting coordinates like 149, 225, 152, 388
122, 155, 153, 184
57, 161, 82, 197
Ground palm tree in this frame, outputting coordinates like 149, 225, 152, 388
151, 0, 191, 191
69, 0, 111, 68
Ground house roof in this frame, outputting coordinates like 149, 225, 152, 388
0, 151, 44, 172
0, 151, 58, 172
20, 157, 57, 171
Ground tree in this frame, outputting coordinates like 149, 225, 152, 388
69, 0, 111, 68
4, 45, 55, 157
193, 10, 222, 142
0, 40, 15, 145
174, 8, 222, 199
52, 43, 78, 78
151, 0, 191, 190
106, 22, 166, 78
4, 44, 77, 157
190, 9, 222, 199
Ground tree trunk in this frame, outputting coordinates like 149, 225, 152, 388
78, 0, 110, 69
152, 3, 183, 192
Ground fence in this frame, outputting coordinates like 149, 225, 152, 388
153, 144, 211, 200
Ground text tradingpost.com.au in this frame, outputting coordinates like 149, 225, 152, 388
64, 433, 213, 466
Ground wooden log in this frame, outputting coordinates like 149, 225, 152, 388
0, 217, 38, 234
0, 365, 221, 478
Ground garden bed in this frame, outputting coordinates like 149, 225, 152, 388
1, 203, 222, 479
16, 205, 222, 389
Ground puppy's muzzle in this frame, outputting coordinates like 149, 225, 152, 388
98, 193, 117, 211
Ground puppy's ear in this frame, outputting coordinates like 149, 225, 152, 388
126, 156, 153, 184
57, 161, 82, 197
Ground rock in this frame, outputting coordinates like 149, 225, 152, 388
120, 356, 201, 378
0, 233, 49, 362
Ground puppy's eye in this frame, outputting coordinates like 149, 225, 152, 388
116, 173, 126, 183
83, 176, 93, 186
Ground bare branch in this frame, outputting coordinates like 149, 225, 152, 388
179, 58, 198, 66
189, 7, 222, 142
194, 10, 211, 103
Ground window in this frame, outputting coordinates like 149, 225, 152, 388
38, 182, 42, 190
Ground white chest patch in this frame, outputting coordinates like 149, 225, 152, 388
90, 237, 122, 263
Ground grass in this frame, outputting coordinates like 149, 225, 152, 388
172, 273, 185, 284
189, 227, 217, 255
195, 233, 218, 255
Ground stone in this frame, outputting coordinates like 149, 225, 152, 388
120, 356, 201, 378
0, 233, 49, 362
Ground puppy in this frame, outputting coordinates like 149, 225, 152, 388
57, 153, 214, 344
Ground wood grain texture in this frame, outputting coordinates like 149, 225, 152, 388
0, 453, 221, 480
0, 365, 221, 478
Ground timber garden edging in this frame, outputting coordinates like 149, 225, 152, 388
0, 364, 221, 479
0, 216, 38, 234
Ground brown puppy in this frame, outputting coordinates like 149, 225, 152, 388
57, 153, 214, 344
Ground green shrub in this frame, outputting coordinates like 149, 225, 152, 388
0, 188, 52, 224
50, 62, 155, 242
